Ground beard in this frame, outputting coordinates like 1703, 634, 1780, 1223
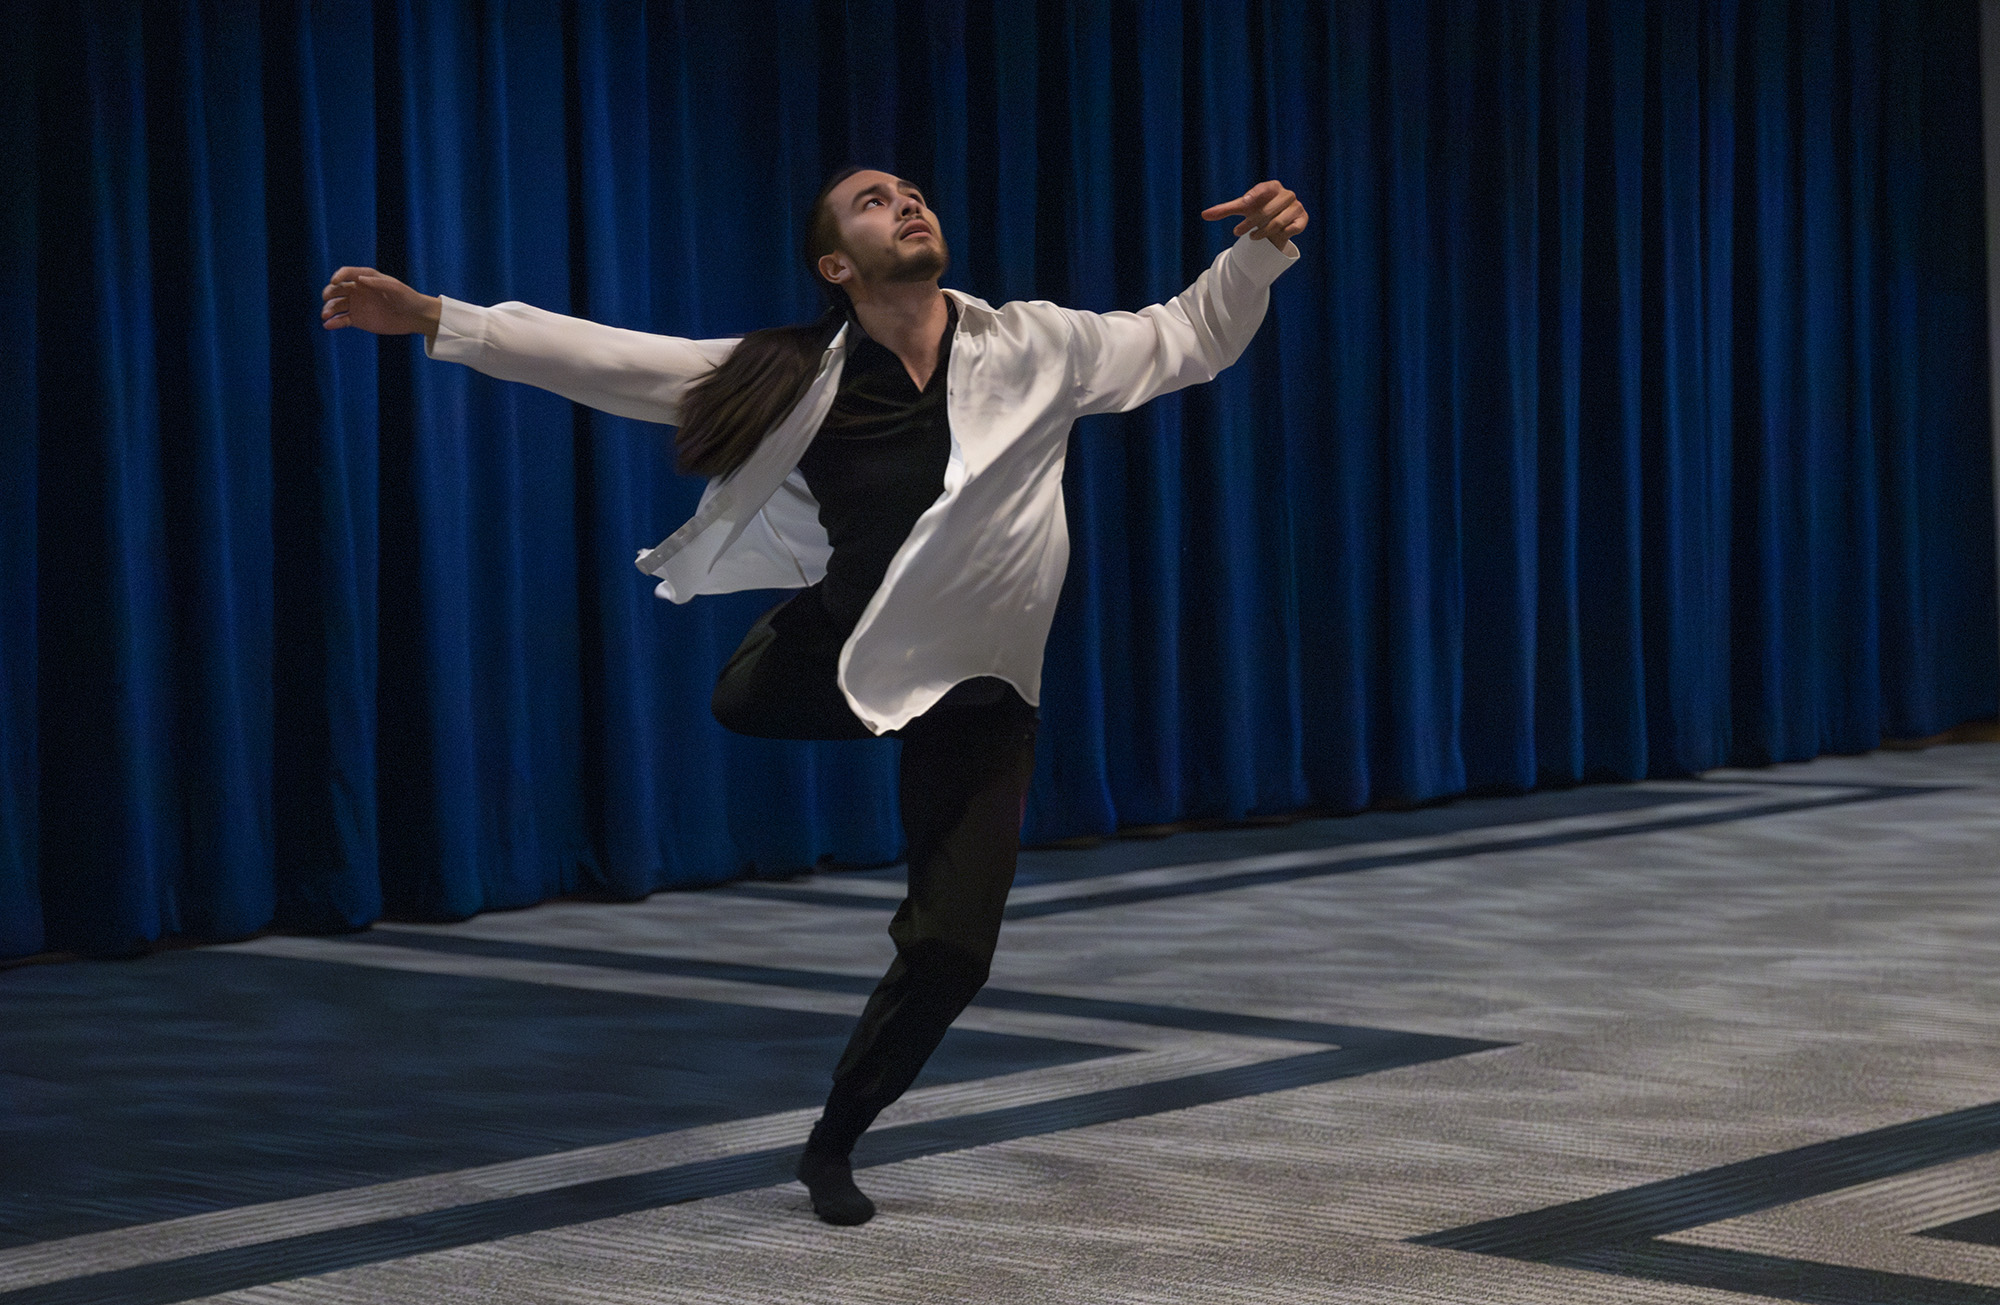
863, 232, 950, 285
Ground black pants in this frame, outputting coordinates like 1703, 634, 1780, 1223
711, 592, 1039, 1155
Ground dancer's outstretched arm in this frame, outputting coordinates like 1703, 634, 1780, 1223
1062, 180, 1307, 418
319, 266, 735, 427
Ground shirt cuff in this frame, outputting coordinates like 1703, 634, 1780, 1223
423, 294, 486, 363
1230, 231, 1301, 284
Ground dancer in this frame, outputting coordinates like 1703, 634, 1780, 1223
321, 167, 1304, 1224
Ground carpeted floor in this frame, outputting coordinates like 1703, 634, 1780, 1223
6, 744, 2000, 1304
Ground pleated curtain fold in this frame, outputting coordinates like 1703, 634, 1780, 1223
2, 0, 1992, 959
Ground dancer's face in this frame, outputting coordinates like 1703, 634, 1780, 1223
817, 170, 949, 291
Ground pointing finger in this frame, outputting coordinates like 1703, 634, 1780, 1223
1201, 180, 1284, 222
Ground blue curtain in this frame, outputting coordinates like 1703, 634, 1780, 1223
5, 0, 1992, 960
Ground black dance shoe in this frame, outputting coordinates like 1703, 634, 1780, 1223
795, 1147, 876, 1226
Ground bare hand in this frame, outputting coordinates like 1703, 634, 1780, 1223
1200, 181, 1308, 254
320, 266, 442, 337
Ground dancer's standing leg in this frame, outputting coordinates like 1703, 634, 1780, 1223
797, 686, 1039, 1224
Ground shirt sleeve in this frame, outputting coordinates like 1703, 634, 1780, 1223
422, 296, 739, 427
1059, 233, 1300, 418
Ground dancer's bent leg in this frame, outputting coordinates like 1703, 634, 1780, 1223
798, 688, 1038, 1222
710, 595, 875, 740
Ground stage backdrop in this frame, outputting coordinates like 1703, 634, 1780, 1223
2, 0, 1993, 959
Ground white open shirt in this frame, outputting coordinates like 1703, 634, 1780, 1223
425, 232, 1299, 734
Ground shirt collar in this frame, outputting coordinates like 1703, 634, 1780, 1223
832, 293, 969, 356
820, 290, 992, 356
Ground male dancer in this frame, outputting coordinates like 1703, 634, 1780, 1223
322, 168, 1305, 1224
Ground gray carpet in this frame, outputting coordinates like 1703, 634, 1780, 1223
6, 745, 2000, 1303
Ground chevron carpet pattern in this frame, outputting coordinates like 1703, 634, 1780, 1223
6, 744, 2000, 1304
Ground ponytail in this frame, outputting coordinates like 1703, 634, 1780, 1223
672, 307, 845, 478
672, 165, 869, 480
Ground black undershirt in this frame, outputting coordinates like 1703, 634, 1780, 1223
792, 298, 957, 637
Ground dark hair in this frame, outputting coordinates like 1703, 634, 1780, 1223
672, 166, 869, 479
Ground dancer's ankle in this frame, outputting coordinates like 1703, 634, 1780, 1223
805, 1110, 865, 1160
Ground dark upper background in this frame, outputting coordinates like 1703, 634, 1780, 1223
1, 0, 1992, 960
